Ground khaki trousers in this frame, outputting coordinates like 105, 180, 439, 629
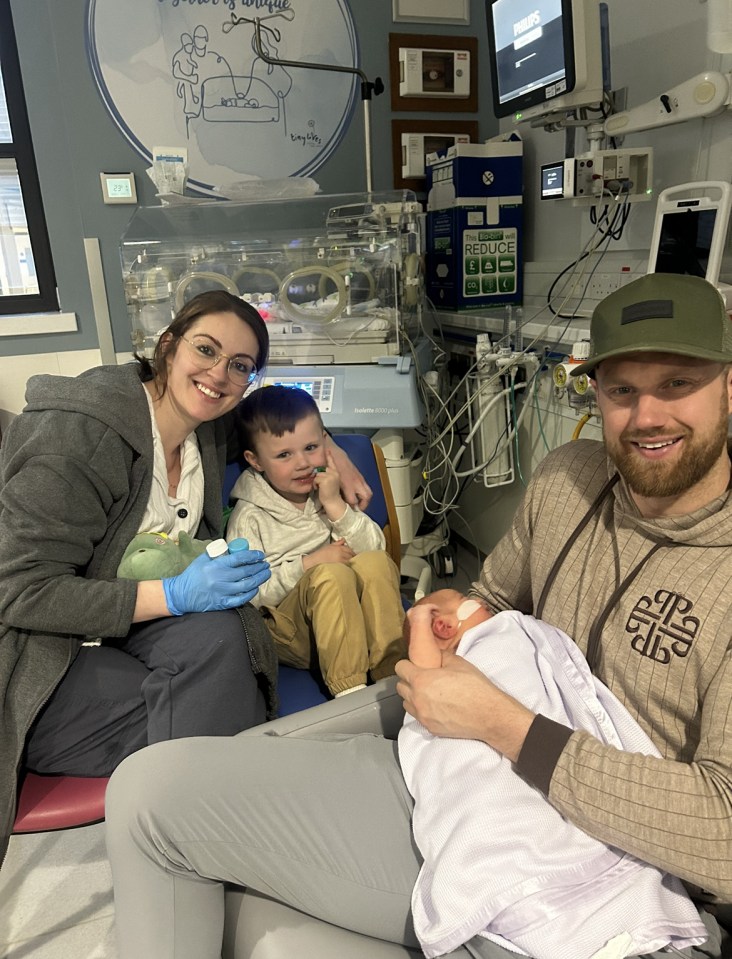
263, 550, 406, 695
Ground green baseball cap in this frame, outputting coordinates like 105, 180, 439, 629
571, 273, 732, 377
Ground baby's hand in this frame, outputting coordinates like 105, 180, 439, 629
406, 604, 443, 670
407, 603, 439, 625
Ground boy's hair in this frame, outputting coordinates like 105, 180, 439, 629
238, 385, 324, 453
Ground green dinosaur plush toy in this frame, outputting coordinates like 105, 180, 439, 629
117, 531, 210, 580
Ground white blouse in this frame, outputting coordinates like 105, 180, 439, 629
137, 386, 205, 539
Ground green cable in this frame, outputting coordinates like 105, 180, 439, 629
510, 380, 526, 488
533, 371, 551, 453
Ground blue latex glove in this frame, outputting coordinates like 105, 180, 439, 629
163, 541, 270, 616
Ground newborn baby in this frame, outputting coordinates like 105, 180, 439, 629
398, 590, 706, 959
404, 587, 491, 667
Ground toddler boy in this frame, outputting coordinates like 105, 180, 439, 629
226, 385, 405, 697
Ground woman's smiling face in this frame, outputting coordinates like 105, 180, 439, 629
163, 310, 260, 427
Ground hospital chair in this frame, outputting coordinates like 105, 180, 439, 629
10, 434, 409, 944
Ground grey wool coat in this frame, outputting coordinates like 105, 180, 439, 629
0, 363, 277, 867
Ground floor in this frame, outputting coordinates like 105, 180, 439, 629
0, 543, 480, 959
0, 823, 115, 959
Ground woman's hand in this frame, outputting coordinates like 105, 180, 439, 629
161, 547, 271, 616
325, 437, 373, 510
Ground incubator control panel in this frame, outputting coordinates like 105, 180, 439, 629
260, 375, 335, 414
258, 364, 424, 429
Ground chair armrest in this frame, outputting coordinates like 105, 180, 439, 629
239, 677, 404, 740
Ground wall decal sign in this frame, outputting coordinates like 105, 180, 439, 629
86, 0, 359, 193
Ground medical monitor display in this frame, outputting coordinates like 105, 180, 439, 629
653, 208, 717, 279
485, 0, 604, 121
648, 184, 732, 288
541, 161, 566, 198
272, 379, 315, 395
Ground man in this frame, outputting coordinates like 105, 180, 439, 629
106, 273, 732, 959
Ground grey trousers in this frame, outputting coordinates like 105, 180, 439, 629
105, 689, 726, 959
25, 609, 267, 776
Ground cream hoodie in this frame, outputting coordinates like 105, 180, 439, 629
226, 469, 385, 609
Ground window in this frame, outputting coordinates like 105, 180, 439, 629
0, 0, 57, 314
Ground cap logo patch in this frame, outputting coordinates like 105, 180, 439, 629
621, 299, 674, 325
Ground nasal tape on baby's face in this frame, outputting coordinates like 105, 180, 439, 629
456, 599, 483, 623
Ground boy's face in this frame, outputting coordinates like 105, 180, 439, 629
244, 412, 327, 504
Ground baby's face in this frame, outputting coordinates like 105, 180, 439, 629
418, 589, 491, 651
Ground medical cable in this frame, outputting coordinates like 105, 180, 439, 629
510, 379, 527, 487
278, 265, 347, 324
415, 190, 629, 521
174, 271, 239, 312
533, 374, 552, 453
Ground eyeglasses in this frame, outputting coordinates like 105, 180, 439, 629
180, 336, 258, 387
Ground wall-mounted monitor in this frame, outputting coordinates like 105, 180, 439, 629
485, 0, 606, 123
647, 181, 732, 289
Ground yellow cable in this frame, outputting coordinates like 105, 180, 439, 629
572, 413, 591, 440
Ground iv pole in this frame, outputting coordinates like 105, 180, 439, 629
223, 11, 384, 193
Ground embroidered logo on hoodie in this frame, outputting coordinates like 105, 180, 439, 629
626, 590, 699, 663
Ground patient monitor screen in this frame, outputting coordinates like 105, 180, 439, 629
489, 0, 568, 110
654, 209, 717, 279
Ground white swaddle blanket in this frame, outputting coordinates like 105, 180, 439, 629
398, 610, 707, 959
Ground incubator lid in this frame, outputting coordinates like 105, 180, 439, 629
120, 190, 420, 248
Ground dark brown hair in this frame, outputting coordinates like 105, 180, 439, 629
136, 290, 269, 396
237, 385, 324, 454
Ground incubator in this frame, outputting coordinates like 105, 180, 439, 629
119, 191, 426, 429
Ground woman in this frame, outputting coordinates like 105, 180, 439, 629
0, 290, 370, 867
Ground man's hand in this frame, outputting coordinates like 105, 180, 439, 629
395, 651, 536, 762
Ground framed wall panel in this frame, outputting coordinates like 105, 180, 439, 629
389, 33, 478, 113
392, 0, 470, 26
391, 117, 480, 190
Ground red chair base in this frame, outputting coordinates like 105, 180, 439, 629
13, 773, 108, 833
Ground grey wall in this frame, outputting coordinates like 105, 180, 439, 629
4, 0, 497, 357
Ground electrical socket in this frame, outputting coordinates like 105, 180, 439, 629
586, 273, 622, 299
